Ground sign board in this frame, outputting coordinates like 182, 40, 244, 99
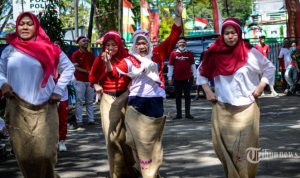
13, 0, 50, 20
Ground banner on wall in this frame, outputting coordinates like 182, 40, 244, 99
13, 0, 51, 21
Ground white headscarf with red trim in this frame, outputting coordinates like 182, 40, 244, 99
120, 30, 161, 84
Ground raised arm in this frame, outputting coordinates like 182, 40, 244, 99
154, 1, 183, 61
174, 0, 183, 27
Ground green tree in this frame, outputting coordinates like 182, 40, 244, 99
0, 0, 13, 35
219, 0, 253, 26
56, 0, 253, 42
39, 0, 65, 48
0, 0, 10, 16
158, 7, 173, 41
94, 0, 118, 38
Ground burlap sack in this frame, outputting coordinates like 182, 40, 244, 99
100, 92, 136, 178
125, 106, 166, 178
212, 102, 260, 178
6, 96, 60, 178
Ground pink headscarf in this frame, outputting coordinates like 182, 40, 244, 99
6, 12, 61, 88
199, 17, 252, 80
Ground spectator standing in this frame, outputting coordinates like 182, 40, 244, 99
198, 18, 275, 178
168, 37, 197, 119
284, 47, 300, 95
71, 36, 95, 125
0, 12, 75, 177
278, 38, 292, 92
255, 35, 279, 96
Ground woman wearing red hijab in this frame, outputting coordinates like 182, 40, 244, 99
198, 18, 275, 178
89, 31, 137, 178
0, 12, 75, 177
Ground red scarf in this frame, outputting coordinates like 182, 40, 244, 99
200, 18, 252, 80
6, 12, 61, 88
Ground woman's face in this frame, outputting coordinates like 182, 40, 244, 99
135, 37, 149, 57
17, 15, 35, 40
105, 39, 119, 56
223, 25, 238, 47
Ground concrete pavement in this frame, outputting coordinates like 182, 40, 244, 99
0, 94, 299, 178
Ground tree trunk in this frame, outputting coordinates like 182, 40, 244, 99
87, 0, 95, 40
74, 0, 79, 38
224, 0, 229, 16
94, 1, 102, 37
0, 7, 12, 33
118, 0, 123, 35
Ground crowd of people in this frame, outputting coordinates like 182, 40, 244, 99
0, 1, 299, 177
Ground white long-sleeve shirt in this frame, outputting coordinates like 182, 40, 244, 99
278, 47, 292, 69
0, 45, 75, 105
167, 64, 197, 81
122, 58, 166, 98
197, 48, 275, 106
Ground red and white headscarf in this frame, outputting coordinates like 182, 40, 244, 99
6, 12, 61, 88
199, 17, 252, 80
121, 29, 161, 84
129, 29, 153, 59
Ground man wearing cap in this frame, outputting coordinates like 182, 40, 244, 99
255, 35, 279, 96
71, 36, 95, 125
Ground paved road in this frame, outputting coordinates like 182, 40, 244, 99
0, 94, 299, 178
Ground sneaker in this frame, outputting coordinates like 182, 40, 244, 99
68, 124, 76, 130
194, 95, 200, 101
185, 114, 194, 119
270, 91, 279, 97
58, 141, 67, 152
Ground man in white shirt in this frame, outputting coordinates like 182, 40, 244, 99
278, 38, 292, 91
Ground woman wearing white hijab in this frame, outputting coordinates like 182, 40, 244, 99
116, 1, 183, 177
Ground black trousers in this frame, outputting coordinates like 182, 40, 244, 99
174, 78, 193, 117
